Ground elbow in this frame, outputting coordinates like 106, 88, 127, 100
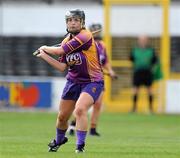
55, 47, 65, 55
59, 68, 66, 73
54, 51, 61, 55
57, 65, 67, 73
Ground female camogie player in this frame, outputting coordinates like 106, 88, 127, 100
36, 9, 104, 153
68, 23, 117, 136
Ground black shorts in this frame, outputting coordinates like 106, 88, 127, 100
133, 69, 153, 87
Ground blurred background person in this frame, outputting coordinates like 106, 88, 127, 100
130, 35, 158, 113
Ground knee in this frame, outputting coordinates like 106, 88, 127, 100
133, 87, 139, 94
94, 101, 101, 111
73, 107, 86, 118
57, 112, 67, 124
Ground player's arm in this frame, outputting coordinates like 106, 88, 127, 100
37, 50, 67, 72
61, 31, 92, 54
152, 48, 158, 65
100, 43, 117, 79
39, 31, 91, 56
38, 45, 65, 56
103, 62, 117, 79
102, 51, 117, 79
129, 49, 134, 62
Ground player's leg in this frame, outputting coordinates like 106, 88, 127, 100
68, 92, 104, 137
147, 86, 153, 113
132, 86, 139, 112
73, 82, 104, 153
131, 71, 140, 112
68, 117, 76, 136
61, 80, 81, 137
89, 91, 104, 136
48, 99, 75, 152
145, 70, 154, 113
56, 99, 76, 139
73, 92, 94, 153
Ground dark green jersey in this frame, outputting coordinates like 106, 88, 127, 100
130, 47, 157, 71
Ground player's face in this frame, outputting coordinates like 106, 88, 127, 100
66, 17, 82, 33
138, 36, 149, 48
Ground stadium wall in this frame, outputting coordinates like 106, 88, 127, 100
0, 2, 103, 36
0, 2, 180, 36
166, 80, 180, 113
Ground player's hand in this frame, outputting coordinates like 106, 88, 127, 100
39, 45, 48, 51
33, 45, 48, 56
109, 70, 118, 80
36, 50, 47, 58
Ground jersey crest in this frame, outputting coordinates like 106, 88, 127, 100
66, 53, 82, 66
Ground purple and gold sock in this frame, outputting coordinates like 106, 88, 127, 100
56, 128, 66, 145
76, 130, 87, 146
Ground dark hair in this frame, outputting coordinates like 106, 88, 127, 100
65, 9, 85, 25
89, 23, 102, 32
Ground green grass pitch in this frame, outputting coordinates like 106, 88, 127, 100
0, 112, 180, 158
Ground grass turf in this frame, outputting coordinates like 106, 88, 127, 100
0, 112, 180, 158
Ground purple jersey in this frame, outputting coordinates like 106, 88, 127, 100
95, 40, 108, 66
59, 29, 103, 83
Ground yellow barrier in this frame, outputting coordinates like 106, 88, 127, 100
103, 0, 170, 113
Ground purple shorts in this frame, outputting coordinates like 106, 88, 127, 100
61, 80, 104, 103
